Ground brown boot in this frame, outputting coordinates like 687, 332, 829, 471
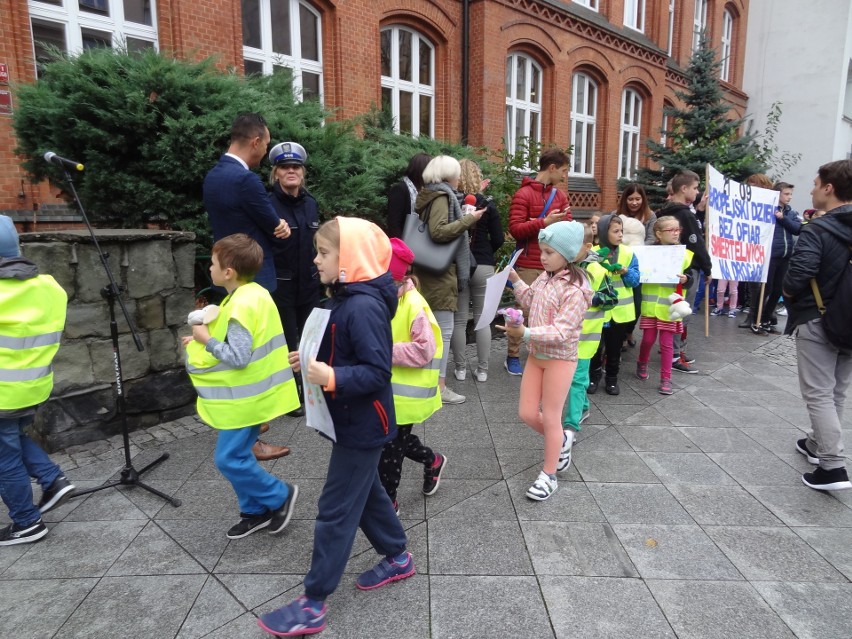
259, 423, 270, 435
252, 439, 290, 461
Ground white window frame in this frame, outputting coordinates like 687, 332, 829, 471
242, 0, 323, 103
667, 0, 676, 56
693, 0, 708, 53
618, 88, 643, 179
380, 26, 434, 138
570, 73, 597, 177
624, 0, 645, 33
720, 9, 733, 81
504, 52, 543, 159
28, 0, 158, 59
574, 0, 598, 10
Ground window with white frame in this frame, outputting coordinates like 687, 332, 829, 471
624, 0, 645, 32
380, 26, 434, 137
720, 9, 733, 81
619, 88, 642, 178
504, 53, 542, 158
693, 0, 707, 53
29, 0, 157, 76
574, 0, 598, 10
570, 73, 597, 176
667, 0, 676, 56
242, 0, 323, 102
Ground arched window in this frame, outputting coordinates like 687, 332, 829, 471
720, 9, 734, 81
380, 26, 434, 138
570, 73, 597, 177
242, 0, 323, 102
505, 53, 543, 158
619, 88, 643, 179
692, 0, 708, 53
624, 0, 646, 32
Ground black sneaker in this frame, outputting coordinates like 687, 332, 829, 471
423, 453, 447, 495
227, 511, 272, 539
604, 378, 620, 395
0, 519, 48, 546
750, 324, 768, 336
38, 476, 76, 514
802, 467, 852, 491
268, 483, 299, 535
678, 351, 696, 364
587, 380, 599, 394
796, 438, 819, 465
672, 356, 698, 374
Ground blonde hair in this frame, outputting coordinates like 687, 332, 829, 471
268, 164, 306, 186
315, 218, 340, 249
458, 159, 483, 194
422, 155, 461, 185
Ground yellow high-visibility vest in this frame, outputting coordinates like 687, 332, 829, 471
609, 244, 636, 324
578, 262, 607, 360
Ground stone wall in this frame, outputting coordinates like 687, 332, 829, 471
20, 229, 198, 452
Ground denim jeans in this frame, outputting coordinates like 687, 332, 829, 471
0, 415, 62, 527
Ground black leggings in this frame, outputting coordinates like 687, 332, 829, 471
378, 425, 435, 501
589, 321, 630, 381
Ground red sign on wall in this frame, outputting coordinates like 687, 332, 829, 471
0, 90, 12, 115
0, 63, 8, 84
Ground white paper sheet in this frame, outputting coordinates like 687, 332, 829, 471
298, 308, 336, 441
474, 250, 522, 331
631, 244, 688, 284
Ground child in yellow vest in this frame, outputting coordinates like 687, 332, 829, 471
636, 216, 695, 395
183, 234, 299, 540
379, 238, 446, 513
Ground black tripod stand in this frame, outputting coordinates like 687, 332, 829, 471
54, 162, 180, 507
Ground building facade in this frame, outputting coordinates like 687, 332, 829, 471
1, 0, 749, 222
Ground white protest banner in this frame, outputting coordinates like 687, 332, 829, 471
474, 250, 522, 331
631, 244, 687, 284
298, 308, 336, 441
706, 164, 778, 283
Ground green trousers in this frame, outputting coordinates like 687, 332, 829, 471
563, 358, 590, 431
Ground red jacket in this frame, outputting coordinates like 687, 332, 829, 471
508, 177, 571, 270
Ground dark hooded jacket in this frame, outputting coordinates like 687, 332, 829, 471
656, 201, 712, 276
770, 203, 802, 259
269, 183, 321, 305
596, 214, 641, 289
782, 205, 852, 334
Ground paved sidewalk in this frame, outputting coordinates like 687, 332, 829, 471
2, 317, 852, 638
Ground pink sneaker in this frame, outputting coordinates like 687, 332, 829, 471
659, 379, 673, 395
636, 362, 649, 380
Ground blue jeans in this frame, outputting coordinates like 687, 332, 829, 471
0, 415, 62, 527
214, 425, 289, 516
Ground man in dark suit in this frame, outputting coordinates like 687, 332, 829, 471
203, 112, 292, 461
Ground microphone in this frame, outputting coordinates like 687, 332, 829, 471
44, 151, 84, 171
464, 194, 477, 206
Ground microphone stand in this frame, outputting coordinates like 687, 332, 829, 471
55, 164, 181, 507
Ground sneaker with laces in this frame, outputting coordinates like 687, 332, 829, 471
504, 356, 523, 376
672, 356, 698, 374
802, 466, 852, 491
659, 379, 673, 395
727, 309, 738, 318
269, 483, 299, 535
423, 453, 447, 495
636, 362, 649, 380
0, 519, 48, 546
258, 595, 327, 636
440, 387, 466, 404
453, 366, 466, 381
227, 511, 272, 539
679, 351, 696, 364
796, 438, 819, 465
557, 431, 574, 472
475, 367, 488, 382
710, 308, 725, 316
38, 475, 76, 514
526, 471, 557, 501
356, 551, 416, 590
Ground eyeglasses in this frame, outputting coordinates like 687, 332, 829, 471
661, 228, 682, 233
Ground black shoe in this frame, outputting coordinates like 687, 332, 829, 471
604, 377, 620, 395
796, 438, 819, 465
287, 406, 305, 417
38, 476, 76, 514
227, 511, 273, 539
0, 519, 48, 546
750, 323, 768, 336
738, 318, 754, 329
587, 381, 598, 394
763, 322, 779, 334
269, 483, 299, 535
802, 466, 852, 491
423, 453, 447, 495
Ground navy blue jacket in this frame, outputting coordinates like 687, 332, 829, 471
203, 155, 280, 291
318, 271, 399, 449
771, 204, 802, 259
269, 183, 321, 305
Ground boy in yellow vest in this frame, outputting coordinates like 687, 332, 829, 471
183, 233, 299, 540
0, 216, 76, 546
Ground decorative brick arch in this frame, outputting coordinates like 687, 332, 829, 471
378, 0, 456, 42
618, 65, 658, 90
501, 23, 559, 66
566, 45, 616, 73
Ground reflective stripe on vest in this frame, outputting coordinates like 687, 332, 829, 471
0, 331, 62, 350
609, 245, 636, 324
195, 367, 295, 400
578, 263, 607, 359
186, 333, 288, 375
392, 382, 439, 400
0, 364, 53, 382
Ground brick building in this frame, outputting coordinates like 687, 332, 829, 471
0, 0, 749, 223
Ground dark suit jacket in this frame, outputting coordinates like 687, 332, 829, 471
203, 155, 280, 291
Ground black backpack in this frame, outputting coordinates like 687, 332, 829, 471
810, 243, 852, 351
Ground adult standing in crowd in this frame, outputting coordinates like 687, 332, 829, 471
268, 142, 321, 417
386, 153, 433, 239
414, 155, 485, 405
203, 112, 291, 461
783, 159, 852, 491
450, 159, 505, 383
506, 149, 572, 376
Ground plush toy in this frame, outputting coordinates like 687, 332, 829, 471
668, 286, 692, 321
187, 304, 220, 326
498, 307, 524, 326
586, 246, 622, 272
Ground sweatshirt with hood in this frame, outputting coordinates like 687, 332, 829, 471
316, 217, 399, 449
657, 201, 712, 276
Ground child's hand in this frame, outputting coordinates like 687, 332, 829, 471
677, 273, 688, 284
191, 324, 211, 345
180, 335, 194, 347
495, 323, 525, 339
507, 269, 520, 283
306, 358, 332, 386
288, 350, 301, 373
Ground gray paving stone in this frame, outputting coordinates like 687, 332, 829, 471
615, 424, 699, 452
507, 478, 606, 523
793, 527, 852, 581
62, 485, 151, 522
739, 427, 806, 453
639, 452, 738, 485
343, 520, 429, 576
154, 479, 239, 520
623, 405, 674, 425
572, 425, 632, 451
612, 524, 742, 580
0, 578, 97, 639
176, 575, 248, 639
539, 576, 675, 639
494, 447, 547, 478
436, 446, 502, 480
423, 479, 495, 518
647, 579, 795, 639
753, 582, 852, 639
520, 521, 638, 577
665, 484, 783, 526
704, 526, 847, 582
214, 520, 318, 574
573, 451, 660, 483
431, 576, 554, 639
54, 574, 206, 639
745, 485, 852, 527
117, 479, 184, 518
708, 452, 804, 486
428, 519, 533, 575
666, 406, 735, 428
156, 518, 232, 571
487, 419, 544, 448
587, 483, 693, 524
687, 388, 758, 407
598, 403, 652, 424
678, 426, 767, 453
196, 612, 265, 639
107, 520, 205, 576
217, 573, 304, 610
428, 480, 516, 520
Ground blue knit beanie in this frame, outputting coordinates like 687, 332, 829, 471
0, 216, 20, 258
538, 220, 584, 262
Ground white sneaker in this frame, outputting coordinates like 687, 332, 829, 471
453, 366, 467, 381
475, 368, 488, 382
557, 431, 574, 472
441, 387, 466, 405
526, 471, 557, 501
777, 307, 788, 316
